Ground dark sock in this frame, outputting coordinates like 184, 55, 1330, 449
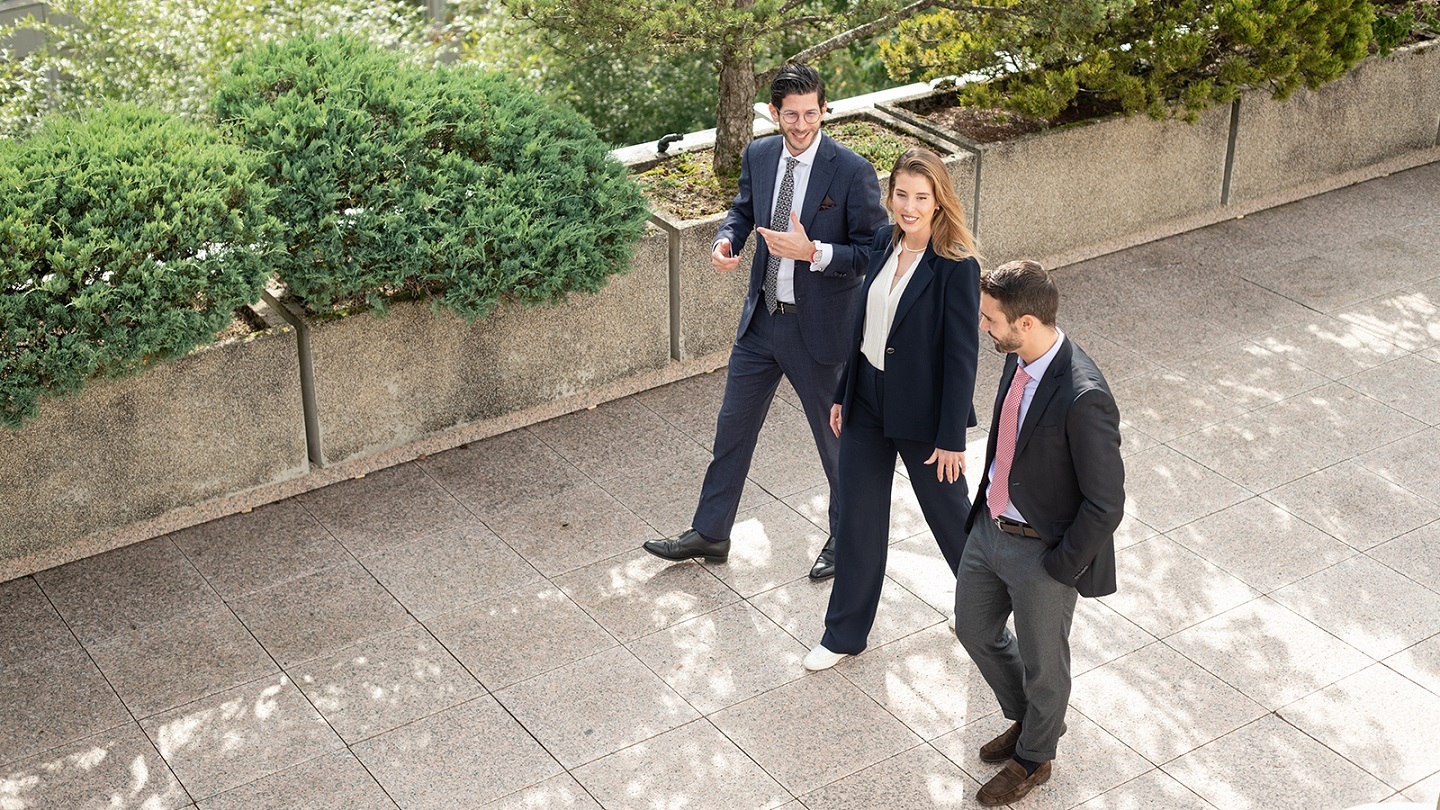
1013, 755, 1041, 775
696, 530, 726, 544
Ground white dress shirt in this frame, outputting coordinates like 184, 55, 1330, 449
763, 133, 832, 304
989, 329, 1066, 524
859, 245, 916, 371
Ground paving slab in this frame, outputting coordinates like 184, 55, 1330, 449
570, 719, 790, 810
0, 722, 189, 810
140, 674, 345, 801
33, 536, 222, 646
351, 695, 563, 810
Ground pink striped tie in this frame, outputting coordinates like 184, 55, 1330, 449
987, 364, 1032, 518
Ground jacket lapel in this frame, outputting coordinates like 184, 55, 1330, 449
889, 249, 935, 337
798, 135, 838, 229
1014, 337, 1072, 457
755, 138, 781, 229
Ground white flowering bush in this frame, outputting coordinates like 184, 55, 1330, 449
0, 102, 275, 428
0, 0, 434, 138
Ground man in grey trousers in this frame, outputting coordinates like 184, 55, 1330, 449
956, 260, 1126, 806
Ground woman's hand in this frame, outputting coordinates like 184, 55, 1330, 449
830, 404, 843, 437
925, 447, 966, 483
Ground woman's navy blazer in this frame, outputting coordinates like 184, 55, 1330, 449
833, 224, 982, 451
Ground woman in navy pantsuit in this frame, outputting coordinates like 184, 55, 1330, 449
804, 148, 982, 670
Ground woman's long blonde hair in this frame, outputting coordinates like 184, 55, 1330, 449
887, 148, 980, 262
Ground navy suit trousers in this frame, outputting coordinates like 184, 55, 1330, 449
692, 305, 844, 540
821, 359, 971, 654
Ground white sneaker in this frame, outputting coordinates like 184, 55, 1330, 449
948, 613, 957, 631
803, 644, 848, 671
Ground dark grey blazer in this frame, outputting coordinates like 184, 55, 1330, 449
965, 337, 1126, 597
715, 133, 887, 366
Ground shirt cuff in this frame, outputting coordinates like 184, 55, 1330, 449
809, 242, 833, 271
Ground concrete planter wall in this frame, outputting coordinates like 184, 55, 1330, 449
1228, 39, 1440, 203
7, 44, 1436, 580
641, 111, 975, 360
880, 41, 1440, 266
655, 211, 755, 361
0, 325, 308, 572
882, 98, 1232, 267
283, 226, 671, 466
0, 1, 49, 59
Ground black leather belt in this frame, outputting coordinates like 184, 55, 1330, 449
994, 516, 1040, 538
774, 301, 798, 314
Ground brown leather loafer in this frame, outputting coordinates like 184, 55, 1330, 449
979, 721, 1067, 762
977, 759, 1051, 806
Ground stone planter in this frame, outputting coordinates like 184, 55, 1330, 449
883, 95, 1233, 266
283, 226, 671, 466
0, 323, 308, 574
641, 110, 975, 360
0, 1, 49, 59
1228, 39, 1440, 204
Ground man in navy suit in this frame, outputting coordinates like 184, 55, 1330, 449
956, 260, 1125, 806
643, 64, 888, 579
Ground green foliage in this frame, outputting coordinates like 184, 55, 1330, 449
537, 48, 720, 147
505, 0, 913, 74
440, 0, 901, 147
0, 103, 274, 429
881, 0, 1375, 121
827, 120, 925, 170
214, 34, 650, 320
0, 0, 433, 139
1371, 0, 1440, 53
502, 0, 931, 172
633, 152, 735, 220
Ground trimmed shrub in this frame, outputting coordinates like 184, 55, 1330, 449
214, 34, 651, 320
881, 0, 1376, 121
212, 35, 432, 309
0, 102, 274, 429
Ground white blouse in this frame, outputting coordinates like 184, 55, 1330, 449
860, 245, 918, 371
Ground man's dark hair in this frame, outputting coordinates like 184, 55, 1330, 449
980, 260, 1060, 326
770, 63, 825, 109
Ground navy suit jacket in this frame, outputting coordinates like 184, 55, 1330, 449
834, 225, 981, 451
965, 338, 1126, 597
715, 133, 887, 366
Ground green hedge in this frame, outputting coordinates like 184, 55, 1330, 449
882, 0, 1375, 121
0, 103, 274, 429
214, 34, 651, 319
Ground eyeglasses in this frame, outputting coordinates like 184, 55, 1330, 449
779, 110, 823, 124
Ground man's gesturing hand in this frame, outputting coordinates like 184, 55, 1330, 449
756, 212, 813, 261
712, 239, 742, 272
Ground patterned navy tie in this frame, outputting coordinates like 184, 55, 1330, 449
764, 157, 800, 313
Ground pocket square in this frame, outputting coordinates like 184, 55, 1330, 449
818, 196, 837, 211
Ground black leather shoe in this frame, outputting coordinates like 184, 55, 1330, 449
808, 536, 836, 580
643, 529, 729, 562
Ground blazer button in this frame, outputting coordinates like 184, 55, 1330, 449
885, 347, 895, 355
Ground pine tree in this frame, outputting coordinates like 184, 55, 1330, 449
881, 0, 1375, 121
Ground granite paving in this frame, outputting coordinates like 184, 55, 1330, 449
2, 164, 1439, 809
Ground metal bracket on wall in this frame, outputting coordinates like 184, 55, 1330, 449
260, 289, 326, 468
648, 214, 683, 362
1221, 98, 1242, 206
